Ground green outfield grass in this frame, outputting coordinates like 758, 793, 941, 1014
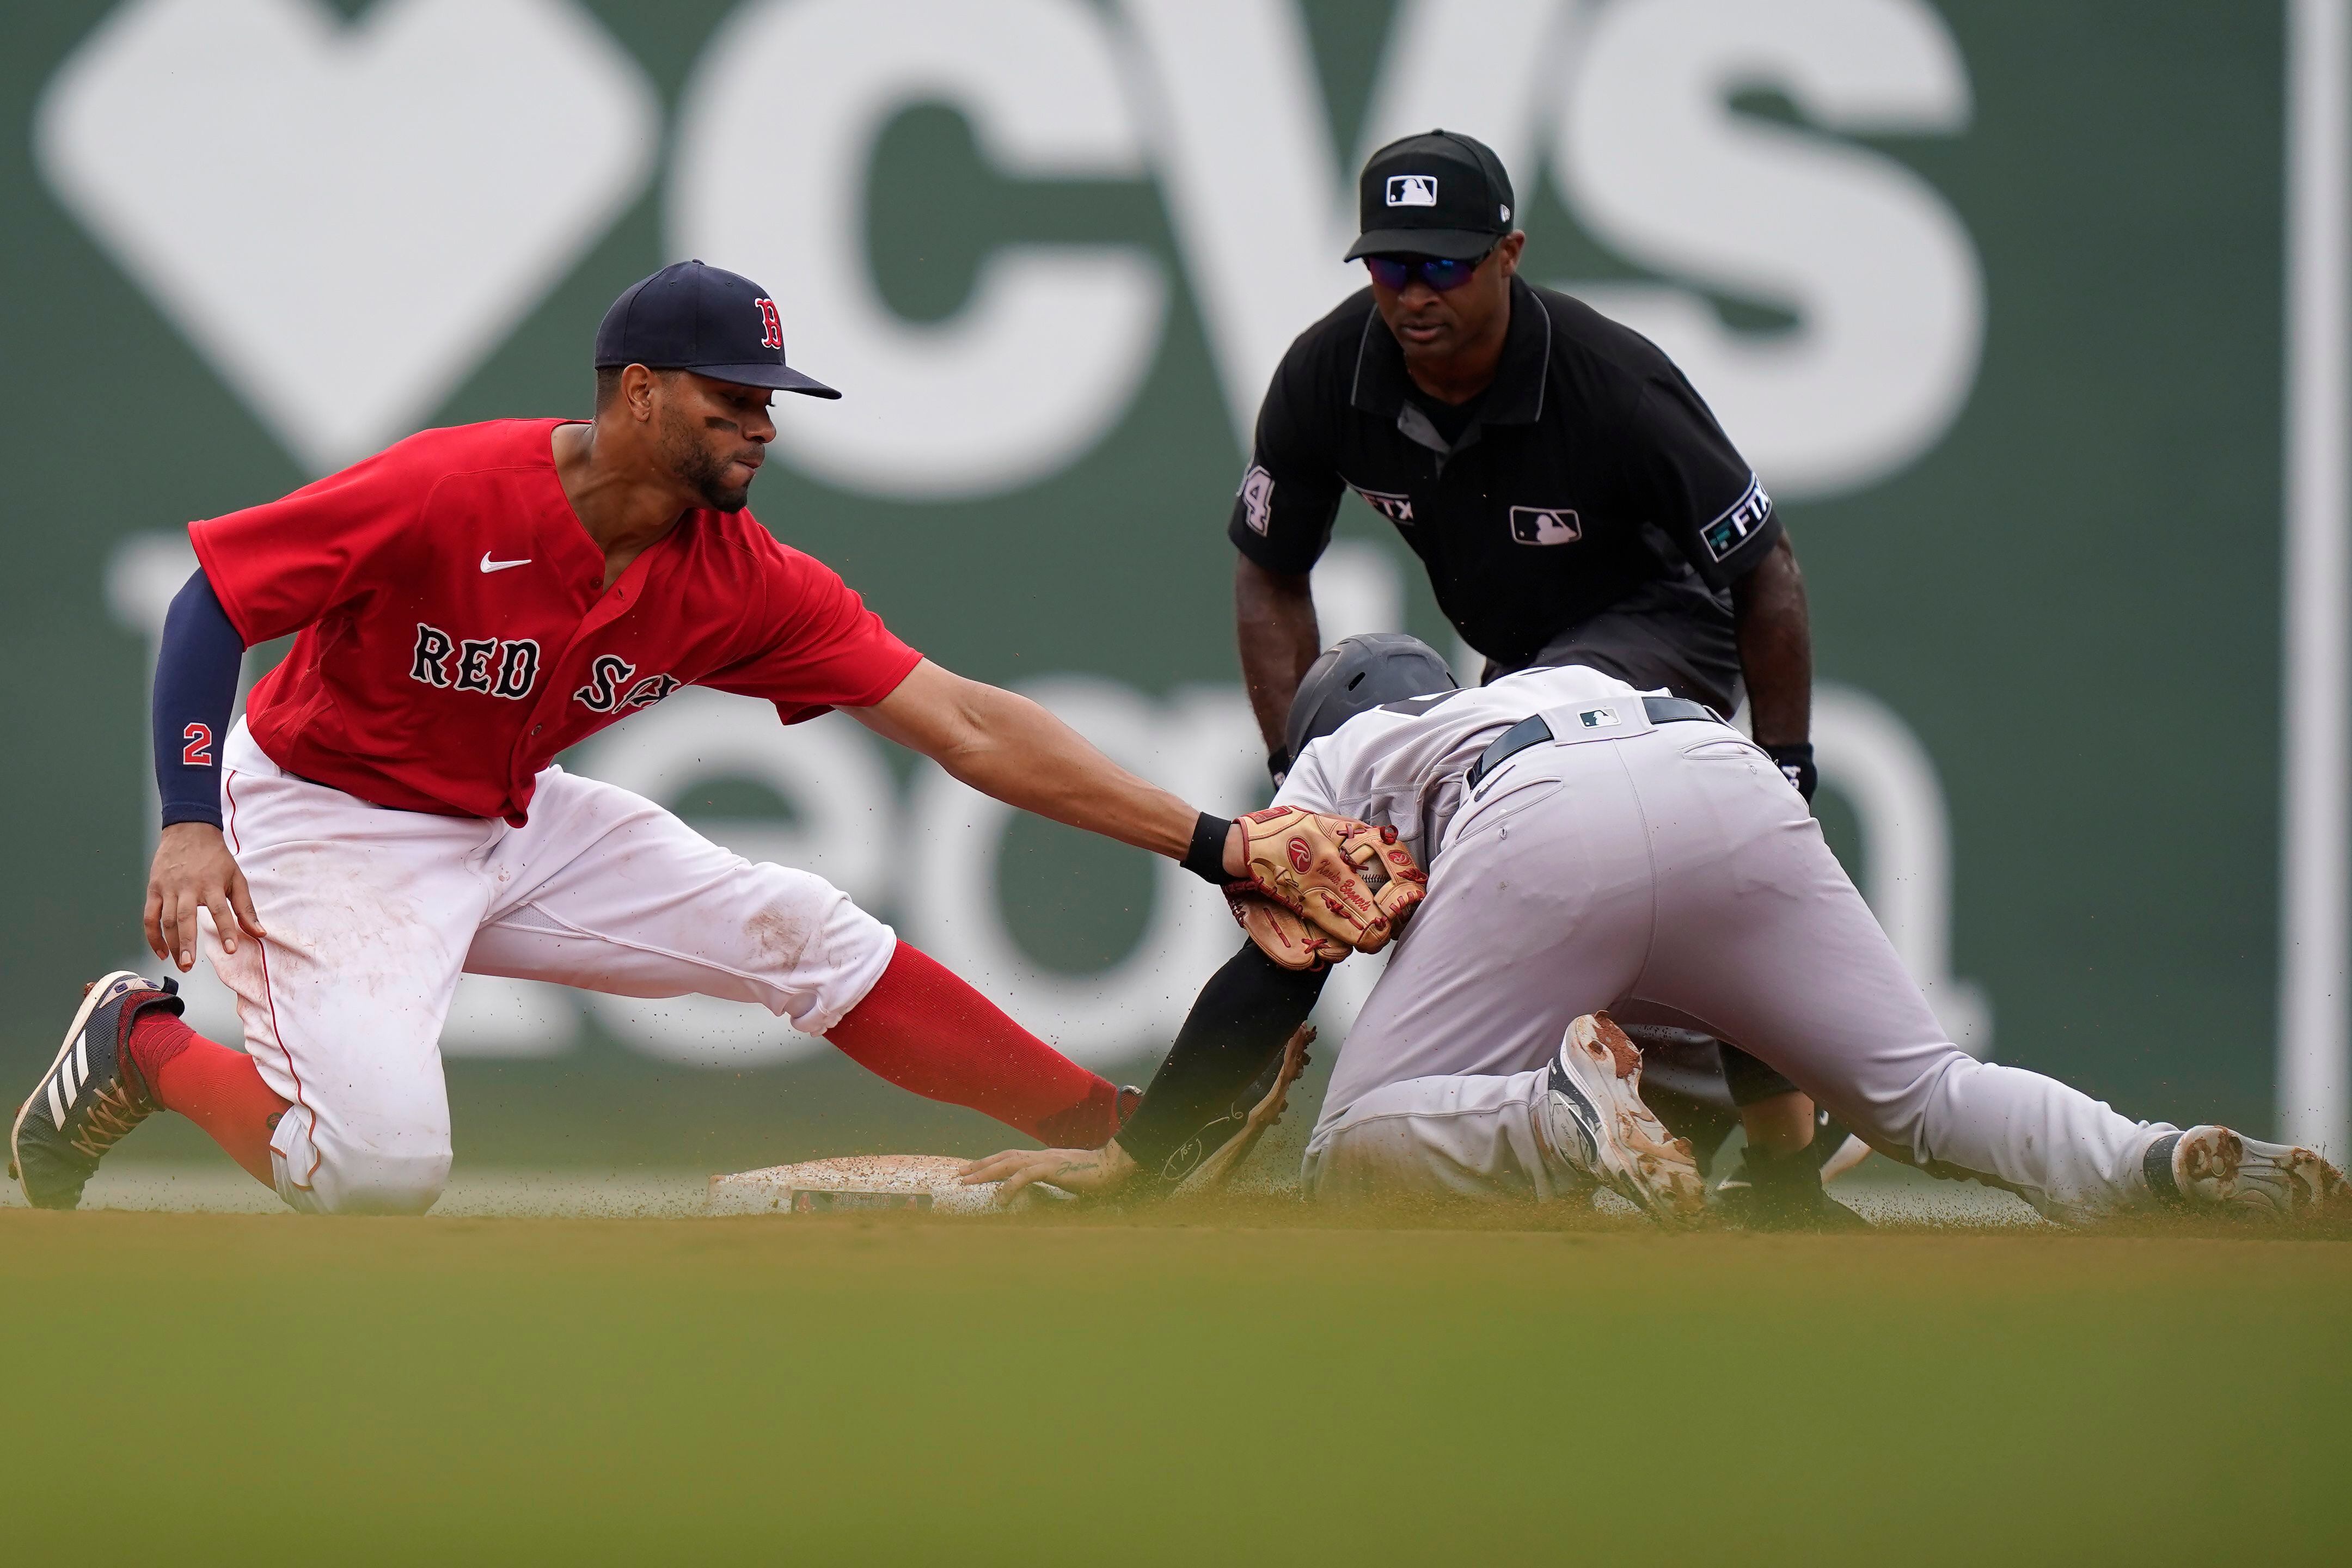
3, 1205, 2343, 1565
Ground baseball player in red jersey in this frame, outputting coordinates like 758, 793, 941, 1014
10, 262, 1422, 1214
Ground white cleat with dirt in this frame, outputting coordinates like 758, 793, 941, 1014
1541, 1012, 1705, 1222
2154, 1125, 2347, 1218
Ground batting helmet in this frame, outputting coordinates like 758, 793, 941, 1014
1284, 633, 1459, 762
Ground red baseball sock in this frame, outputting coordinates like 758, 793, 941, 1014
128, 1010, 290, 1189
825, 941, 1122, 1147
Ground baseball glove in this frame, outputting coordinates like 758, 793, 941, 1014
1227, 807, 1427, 955
1226, 888, 1351, 971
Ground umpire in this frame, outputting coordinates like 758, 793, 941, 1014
1227, 129, 1835, 1197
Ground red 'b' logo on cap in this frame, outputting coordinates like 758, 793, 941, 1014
755, 297, 783, 351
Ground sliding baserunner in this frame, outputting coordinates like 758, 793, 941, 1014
966, 636, 2347, 1227
11, 264, 1417, 1215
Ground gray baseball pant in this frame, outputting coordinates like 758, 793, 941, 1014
1301, 710, 2171, 1222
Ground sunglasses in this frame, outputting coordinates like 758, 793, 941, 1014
1363, 250, 1491, 293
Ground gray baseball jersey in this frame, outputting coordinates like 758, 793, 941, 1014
1273, 664, 1650, 870
1273, 664, 2174, 1222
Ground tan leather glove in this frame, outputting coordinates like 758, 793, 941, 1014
1228, 806, 1427, 954
1226, 889, 1351, 971
1349, 819, 1430, 920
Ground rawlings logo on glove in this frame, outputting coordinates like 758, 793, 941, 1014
1226, 808, 1426, 969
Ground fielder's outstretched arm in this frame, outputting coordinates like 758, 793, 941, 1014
850, 658, 1226, 866
852, 660, 1426, 961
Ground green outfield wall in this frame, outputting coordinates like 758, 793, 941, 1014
0, 1, 2315, 1169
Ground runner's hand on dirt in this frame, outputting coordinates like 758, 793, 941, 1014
959, 1141, 1138, 1199
145, 822, 265, 972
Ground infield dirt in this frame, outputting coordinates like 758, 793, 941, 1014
3, 1204, 2342, 1564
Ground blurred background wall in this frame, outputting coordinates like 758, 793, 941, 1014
3, 0, 2332, 1170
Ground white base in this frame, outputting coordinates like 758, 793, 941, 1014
706, 1154, 1067, 1217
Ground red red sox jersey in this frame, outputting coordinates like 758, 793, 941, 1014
191, 418, 921, 824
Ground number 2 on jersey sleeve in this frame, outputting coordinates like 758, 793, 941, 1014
181, 722, 213, 767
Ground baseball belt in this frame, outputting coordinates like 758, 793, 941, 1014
1465, 695, 1725, 792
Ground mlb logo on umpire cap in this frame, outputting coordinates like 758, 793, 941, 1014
1349, 132, 1513, 262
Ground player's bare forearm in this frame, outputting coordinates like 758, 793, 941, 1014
144, 822, 265, 973
1234, 555, 1320, 756
852, 659, 1209, 862
1732, 531, 1811, 748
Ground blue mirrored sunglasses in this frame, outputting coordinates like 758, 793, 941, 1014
1363, 251, 1490, 293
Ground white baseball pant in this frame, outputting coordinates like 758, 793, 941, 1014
201, 721, 897, 1214
1301, 711, 2173, 1223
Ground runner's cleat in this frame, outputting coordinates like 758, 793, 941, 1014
1713, 1137, 1871, 1231
9, 972, 184, 1210
2151, 1126, 2348, 1220
1716, 1108, 1873, 1198
1714, 1183, 1870, 1231
1541, 1012, 1705, 1222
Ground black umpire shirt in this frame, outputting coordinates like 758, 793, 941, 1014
1228, 275, 1781, 680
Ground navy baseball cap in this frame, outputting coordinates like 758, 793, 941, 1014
1344, 130, 1516, 262
593, 260, 839, 399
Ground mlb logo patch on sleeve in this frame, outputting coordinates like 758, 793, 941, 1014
1386, 174, 1438, 207
1509, 506, 1581, 546
1239, 465, 1275, 535
1702, 475, 1773, 561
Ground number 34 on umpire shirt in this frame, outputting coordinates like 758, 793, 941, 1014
1228, 274, 1781, 671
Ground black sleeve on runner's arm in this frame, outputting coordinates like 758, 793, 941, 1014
1115, 942, 1329, 1180
154, 567, 246, 831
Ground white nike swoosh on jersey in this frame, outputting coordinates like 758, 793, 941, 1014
480, 553, 531, 573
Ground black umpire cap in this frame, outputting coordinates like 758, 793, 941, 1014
594, 260, 840, 399
1344, 130, 1517, 262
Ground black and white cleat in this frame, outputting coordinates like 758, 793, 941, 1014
2153, 1125, 2347, 1220
1714, 1107, 1875, 1229
9, 972, 184, 1211
1713, 1141, 1872, 1231
1542, 1012, 1705, 1222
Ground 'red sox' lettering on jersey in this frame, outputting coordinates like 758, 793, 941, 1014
189, 418, 920, 825
572, 653, 681, 714
409, 624, 540, 699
